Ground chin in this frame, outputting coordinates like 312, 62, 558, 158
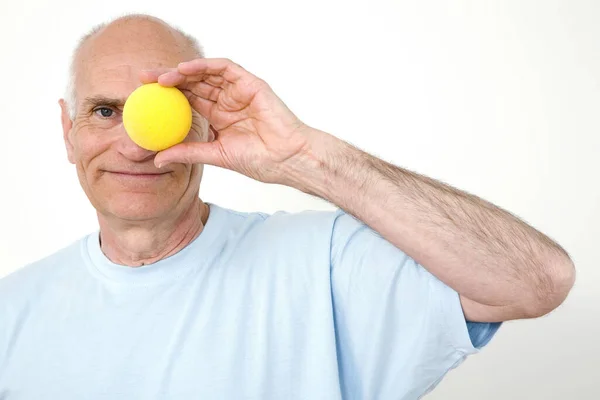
103, 192, 178, 221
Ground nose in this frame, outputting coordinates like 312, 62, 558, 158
115, 132, 157, 162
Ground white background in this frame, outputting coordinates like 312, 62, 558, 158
1, 0, 598, 398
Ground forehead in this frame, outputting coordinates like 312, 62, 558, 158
74, 23, 194, 98
78, 53, 175, 96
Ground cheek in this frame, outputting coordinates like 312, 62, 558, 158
72, 123, 119, 164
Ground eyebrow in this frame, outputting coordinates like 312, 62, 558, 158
81, 95, 128, 111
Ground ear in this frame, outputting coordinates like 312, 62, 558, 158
59, 99, 75, 164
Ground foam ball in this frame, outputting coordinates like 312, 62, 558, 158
123, 83, 192, 151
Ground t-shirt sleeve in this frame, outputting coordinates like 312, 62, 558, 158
329, 210, 501, 399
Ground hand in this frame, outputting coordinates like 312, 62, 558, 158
140, 58, 313, 184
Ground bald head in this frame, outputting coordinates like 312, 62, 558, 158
65, 14, 203, 118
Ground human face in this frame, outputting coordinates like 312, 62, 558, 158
60, 25, 209, 222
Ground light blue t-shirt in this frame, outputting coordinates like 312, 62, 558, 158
0, 203, 500, 399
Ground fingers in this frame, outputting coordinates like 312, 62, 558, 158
181, 89, 246, 131
182, 82, 222, 102
140, 59, 243, 88
154, 70, 228, 90
156, 70, 187, 87
154, 141, 225, 169
140, 68, 210, 87
140, 59, 252, 130
177, 58, 250, 85
204, 75, 226, 88
140, 68, 175, 84
181, 89, 215, 120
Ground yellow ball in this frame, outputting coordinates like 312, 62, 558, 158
123, 83, 192, 151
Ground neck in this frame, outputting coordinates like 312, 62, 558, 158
97, 197, 209, 267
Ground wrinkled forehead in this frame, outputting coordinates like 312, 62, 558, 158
75, 48, 188, 100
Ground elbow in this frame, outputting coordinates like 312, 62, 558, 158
522, 255, 576, 319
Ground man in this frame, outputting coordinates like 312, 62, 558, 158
0, 14, 574, 400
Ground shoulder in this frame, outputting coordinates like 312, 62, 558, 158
0, 235, 88, 302
213, 203, 341, 236
211, 203, 345, 261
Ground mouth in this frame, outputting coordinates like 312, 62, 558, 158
104, 170, 171, 179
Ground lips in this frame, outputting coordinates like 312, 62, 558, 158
110, 171, 167, 175
103, 170, 171, 179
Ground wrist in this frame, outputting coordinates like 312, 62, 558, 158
280, 127, 363, 201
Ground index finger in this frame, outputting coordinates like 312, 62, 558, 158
139, 67, 176, 84
177, 58, 248, 84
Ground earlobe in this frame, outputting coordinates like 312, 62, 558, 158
59, 99, 76, 164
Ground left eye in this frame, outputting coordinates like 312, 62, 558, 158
95, 107, 114, 118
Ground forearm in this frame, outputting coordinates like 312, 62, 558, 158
286, 128, 575, 319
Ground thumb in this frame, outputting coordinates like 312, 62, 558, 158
154, 141, 224, 168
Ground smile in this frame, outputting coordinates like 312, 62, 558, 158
105, 171, 171, 179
